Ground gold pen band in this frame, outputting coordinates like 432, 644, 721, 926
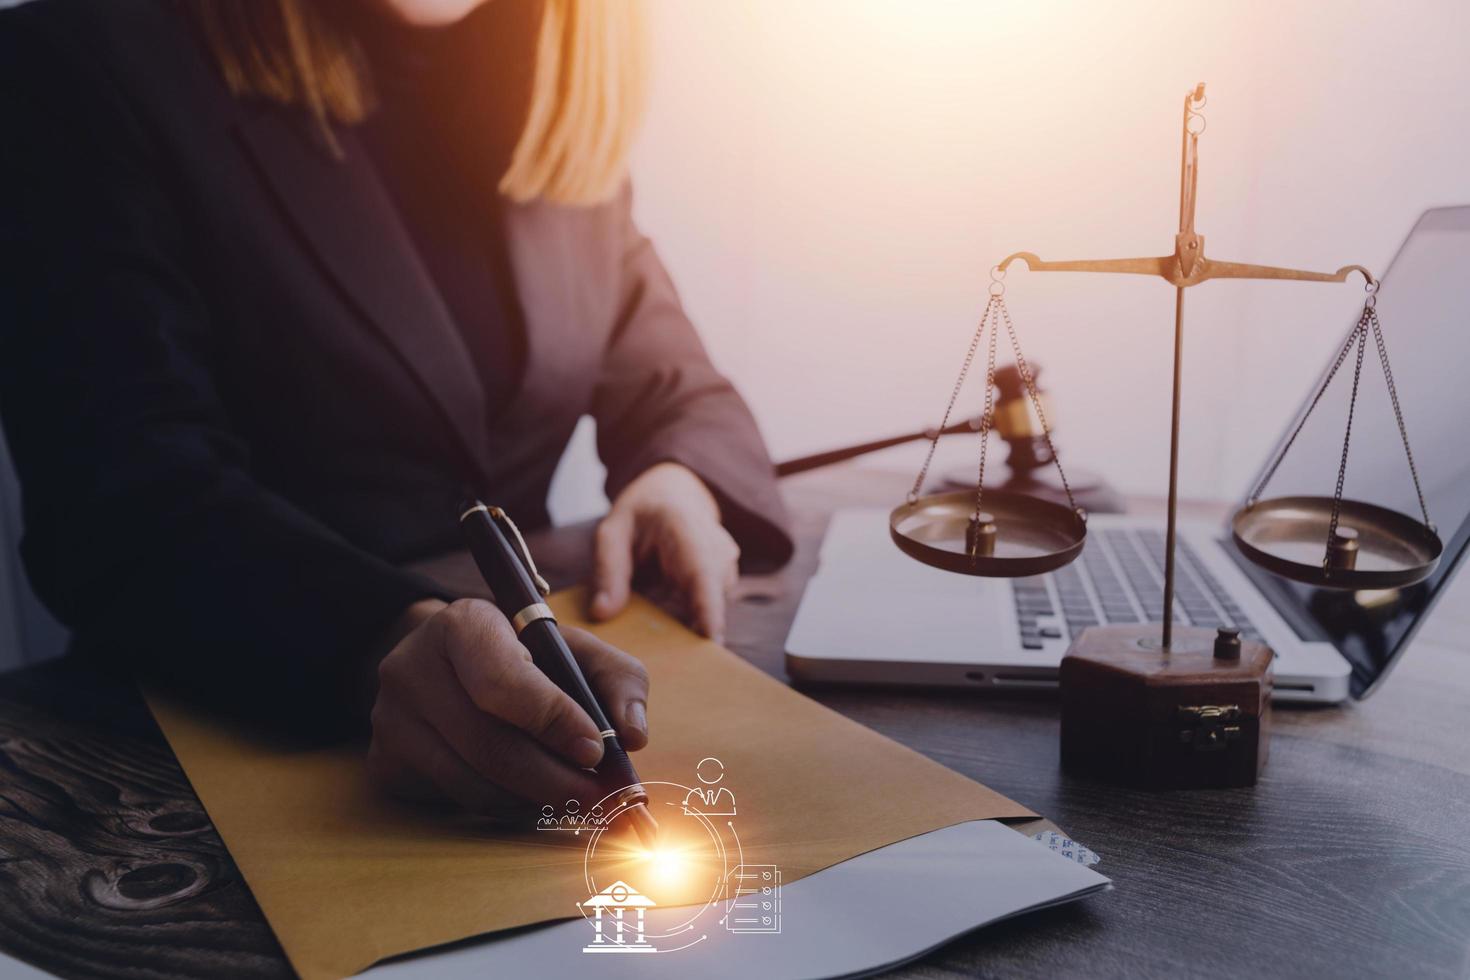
510, 603, 556, 634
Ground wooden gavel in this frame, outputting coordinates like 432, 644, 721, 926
774, 363, 1051, 478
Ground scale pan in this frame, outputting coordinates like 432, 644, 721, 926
1231, 495, 1442, 590
890, 489, 1086, 577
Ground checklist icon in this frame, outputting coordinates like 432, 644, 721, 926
725, 865, 781, 934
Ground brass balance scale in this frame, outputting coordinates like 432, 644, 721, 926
892, 84, 1442, 655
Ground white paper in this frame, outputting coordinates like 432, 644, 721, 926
367, 819, 1110, 980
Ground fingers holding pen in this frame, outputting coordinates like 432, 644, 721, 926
431, 686, 605, 810
565, 626, 650, 750
435, 599, 605, 768
370, 702, 600, 818
370, 509, 665, 821
371, 599, 608, 813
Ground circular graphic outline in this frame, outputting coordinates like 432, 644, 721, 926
577, 780, 732, 942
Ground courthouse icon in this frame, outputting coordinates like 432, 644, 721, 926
582, 881, 657, 953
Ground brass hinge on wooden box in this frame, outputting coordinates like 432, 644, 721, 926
1177, 704, 1242, 752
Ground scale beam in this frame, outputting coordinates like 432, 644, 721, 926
1200, 259, 1375, 286
996, 252, 1172, 279
997, 250, 1375, 290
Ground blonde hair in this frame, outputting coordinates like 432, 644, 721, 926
188, 0, 648, 206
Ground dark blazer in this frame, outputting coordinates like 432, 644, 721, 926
0, 0, 792, 733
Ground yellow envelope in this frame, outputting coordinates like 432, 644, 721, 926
148, 590, 1034, 980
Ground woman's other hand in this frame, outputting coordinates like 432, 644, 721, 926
368, 598, 649, 816
590, 462, 740, 642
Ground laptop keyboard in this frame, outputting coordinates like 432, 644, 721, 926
1011, 529, 1260, 649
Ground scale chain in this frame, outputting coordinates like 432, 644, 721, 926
1246, 309, 1368, 508
909, 296, 996, 503
971, 297, 1001, 537
909, 290, 1080, 534
995, 297, 1080, 515
1325, 316, 1370, 565
1246, 295, 1434, 567
1369, 307, 1433, 529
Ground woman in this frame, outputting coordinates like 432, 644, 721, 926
0, 0, 792, 818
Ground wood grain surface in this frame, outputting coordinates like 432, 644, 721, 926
0, 660, 289, 979
1, 465, 1468, 979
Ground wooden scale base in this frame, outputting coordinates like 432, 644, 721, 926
1059, 625, 1272, 790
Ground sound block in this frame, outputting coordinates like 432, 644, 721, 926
1059, 624, 1272, 789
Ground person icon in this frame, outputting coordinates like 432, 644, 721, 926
587, 803, 605, 827
537, 804, 558, 830
560, 799, 583, 828
682, 757, 736, 816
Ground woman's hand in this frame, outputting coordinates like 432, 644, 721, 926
589, 462, 740, 642
367, 598, 649, 816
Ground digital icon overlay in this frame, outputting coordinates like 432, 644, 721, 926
725, 865, 782, 933
582, 880, 657, 953
681, 756, 737, 817
551, 758, 783, 956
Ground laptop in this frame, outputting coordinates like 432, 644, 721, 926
786, 206, 1470, 703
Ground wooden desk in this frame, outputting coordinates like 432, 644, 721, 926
2, 466, 1468, 979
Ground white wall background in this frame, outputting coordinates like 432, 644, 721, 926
568, 0, 1470, 519
3, 0, 1465, 521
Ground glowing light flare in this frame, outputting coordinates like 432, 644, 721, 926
592, 830, 708, 887
640, 845, 691, 884
585, 788, 731, 907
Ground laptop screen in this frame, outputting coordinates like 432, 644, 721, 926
1231, 206, 1470, 699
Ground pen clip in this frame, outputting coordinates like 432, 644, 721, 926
487, 506, 552, 597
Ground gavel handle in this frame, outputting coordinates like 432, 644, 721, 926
774, 415, 983, 477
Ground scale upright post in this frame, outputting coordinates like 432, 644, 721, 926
996, 83, 1374, 651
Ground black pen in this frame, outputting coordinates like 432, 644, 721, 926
458, 500, 659, 847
